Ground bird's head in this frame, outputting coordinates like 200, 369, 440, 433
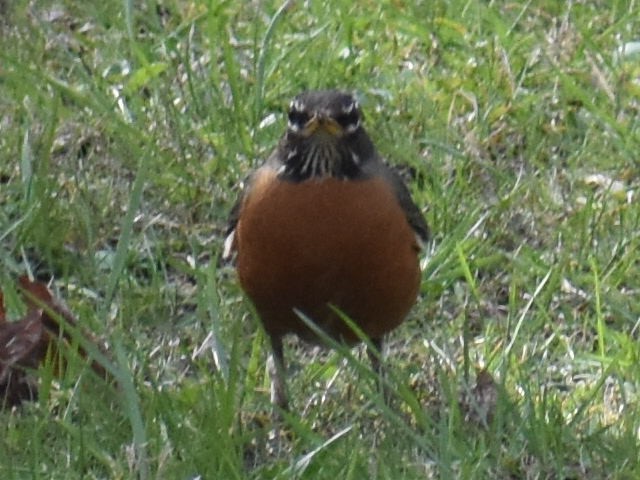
287, 90, 362, 139
280, 90, 371, 180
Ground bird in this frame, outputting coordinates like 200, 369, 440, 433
223, 89, 429, 410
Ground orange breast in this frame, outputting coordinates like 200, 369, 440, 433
236, 169, 421, 344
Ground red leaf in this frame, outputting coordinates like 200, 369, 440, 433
0, 287, 6, 324
0, 276, 110, 408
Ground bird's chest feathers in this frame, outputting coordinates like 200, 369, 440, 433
239, 175, 404, 253
235, 172, 421, 333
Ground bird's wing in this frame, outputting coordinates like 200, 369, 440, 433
222, 154, 282, 262
377, 161, 430, 245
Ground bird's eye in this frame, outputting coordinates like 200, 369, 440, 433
334, 109, 360, 131
288, 110, 310, 128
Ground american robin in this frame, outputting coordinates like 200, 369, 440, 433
223, 90, 429, 410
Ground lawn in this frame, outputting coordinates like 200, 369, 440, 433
1, 0, 639, 478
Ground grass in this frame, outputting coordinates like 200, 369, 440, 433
1, 0, 640, 478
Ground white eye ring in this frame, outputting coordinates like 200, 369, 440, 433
287, 121, 301, 132
342, 101, 358, 114
289, 99, 305, 112
344, 120, 361, 134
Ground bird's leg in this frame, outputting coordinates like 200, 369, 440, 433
367, 337, 390, 403
267, 335, 288, 412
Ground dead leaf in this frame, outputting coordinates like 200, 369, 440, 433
0, 276, 110, 408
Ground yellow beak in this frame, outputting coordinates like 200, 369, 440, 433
304, 115, 343, 137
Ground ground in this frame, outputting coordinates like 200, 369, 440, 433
1, 1, 639, 478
